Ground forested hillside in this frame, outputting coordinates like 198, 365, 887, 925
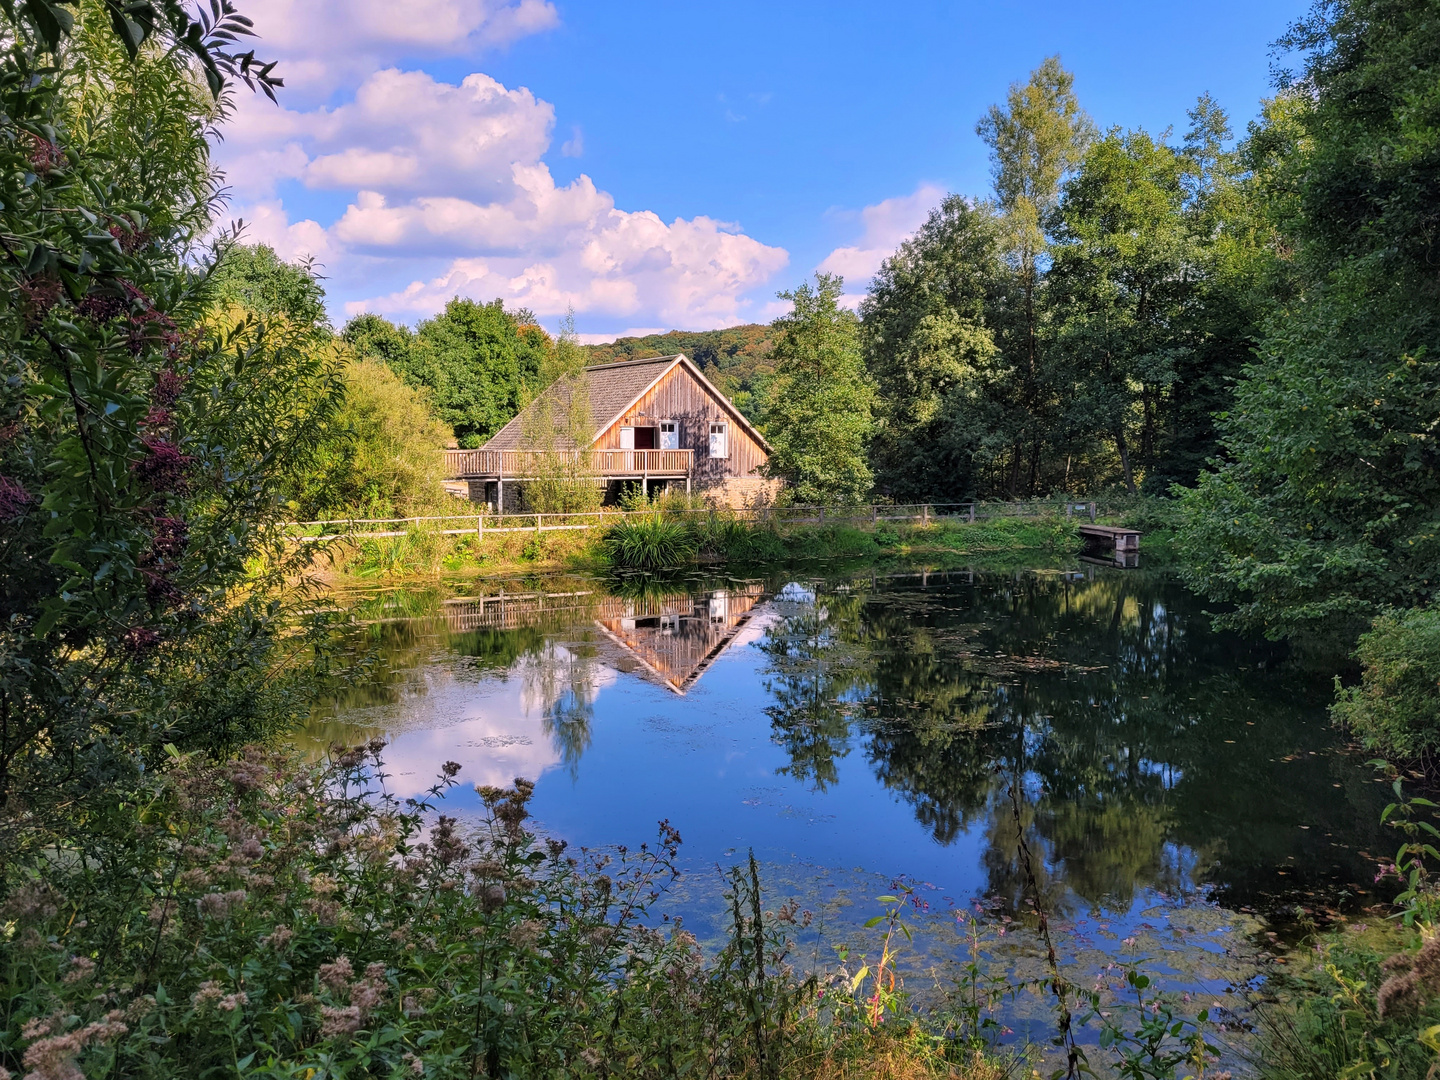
586, 324, 774, 423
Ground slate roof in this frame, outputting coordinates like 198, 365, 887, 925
483, 354, 770, 452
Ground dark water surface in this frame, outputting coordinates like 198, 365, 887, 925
304, 563, 1389, 1049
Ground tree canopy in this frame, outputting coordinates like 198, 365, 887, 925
1175, 0, 1440, 638
763, 274, 874, 504
342, 300, 550, 447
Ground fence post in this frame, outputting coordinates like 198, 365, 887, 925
1089, 502, 1096, 523
477, 515, 483, 542
819, 505, 825, 525
536, 513, 542, 534
872, 505, 878, 526
969, 502, 975, 525
922, 503, 930, 527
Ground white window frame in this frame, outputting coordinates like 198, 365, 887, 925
708, 421, 729, 459
619, 426, 635, 450
659, 421, 678, 450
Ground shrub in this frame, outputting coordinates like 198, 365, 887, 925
295, 357, 452, 520
1, 745, 1020, 1080
600, 515, 699, 570
0, 0, 329, 829
1332, 607, 1440, 759
0, 747, 731, 1078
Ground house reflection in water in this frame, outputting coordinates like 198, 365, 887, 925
437, 583, 768, 696
593, 584, 767, 694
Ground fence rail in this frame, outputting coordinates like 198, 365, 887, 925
283, 499, 1101, 542
444, 448, 694, 478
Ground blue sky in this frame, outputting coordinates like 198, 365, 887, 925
222, 0, 1307, 340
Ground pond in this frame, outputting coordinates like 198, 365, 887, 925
303, 562, 1390, 1055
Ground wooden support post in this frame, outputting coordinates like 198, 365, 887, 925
968, 502, 976, 524
1089, 501, 1096, 523
536, 513, 542, 535
922, 503, 930, 527
497, 477, 504, 515
477, 515, 483, 542
872, 505, 878, 526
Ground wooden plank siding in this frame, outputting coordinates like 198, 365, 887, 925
591, 363, 767, 486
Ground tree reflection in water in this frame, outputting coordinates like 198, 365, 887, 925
310, 569, 1390, 919
758, 569, 1388, 915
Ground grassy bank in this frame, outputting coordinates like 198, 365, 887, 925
315, 508, 1082, 582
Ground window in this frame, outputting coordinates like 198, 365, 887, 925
708, 422, 728, 459
659, 421, 678, 450
619, 426, 634, 450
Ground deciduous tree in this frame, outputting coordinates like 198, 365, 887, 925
861, 195, 1004, 500
764, 274, 874, 505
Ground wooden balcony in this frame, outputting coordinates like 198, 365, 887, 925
445, 448, 694, 479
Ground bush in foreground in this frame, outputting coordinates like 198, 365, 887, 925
0, 745, 1007, 1080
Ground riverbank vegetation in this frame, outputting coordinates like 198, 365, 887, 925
3, 0, 1439, 1076
309, 504, 1083, 580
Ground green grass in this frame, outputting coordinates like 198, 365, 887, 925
599, 514, 700, 570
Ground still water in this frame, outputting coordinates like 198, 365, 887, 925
304, 563, 1388, 1045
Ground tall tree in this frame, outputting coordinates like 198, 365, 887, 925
861, 195, 1004, 500
1144, 95, 1279, 490
1047, 128, 1192, 493
0, 0, 328, 826
341, 300, 550, 447
764, 274, 875, 504
1178, 0, 1440, 637
976, 55, 1094, 494
342, 311, 415, 369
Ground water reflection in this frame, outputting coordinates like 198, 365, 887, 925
756, 568, 1386, 915
305, 567, 1388, 920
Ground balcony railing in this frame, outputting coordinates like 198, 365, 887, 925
445, 448, 694, 478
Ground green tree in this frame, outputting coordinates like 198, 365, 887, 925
209, 243, 330, 329
764, 274, 874, 504
0, 0, 331, 831
860, 195, 1004, 500
60, 0, 224, 243
1047, 128, 1192, 493
1177, 0, 1440, 638
976, 55, 1094, 495
343, 310, 415, 370
521, 309, 602, 513
344, 300, 549, 447
1144, 95, 1283, 490
293, 359, 450, 520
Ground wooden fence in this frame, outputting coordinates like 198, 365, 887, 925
283, 499, 1101, 543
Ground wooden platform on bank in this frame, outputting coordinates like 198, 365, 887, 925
1078, 524, 1141, 552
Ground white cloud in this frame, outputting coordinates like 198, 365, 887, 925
816, 182, 946, 290
344, 204, 787, 327
243, 0, 559, 97
225, 69, 554, 203
233, 199, 342, 267
221, 66, 789, 327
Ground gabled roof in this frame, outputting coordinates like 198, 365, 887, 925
483, 353, 771, 453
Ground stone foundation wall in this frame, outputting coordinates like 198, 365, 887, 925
698, 476, 783, 510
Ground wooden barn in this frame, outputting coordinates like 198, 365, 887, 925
444, 354, 775, 509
